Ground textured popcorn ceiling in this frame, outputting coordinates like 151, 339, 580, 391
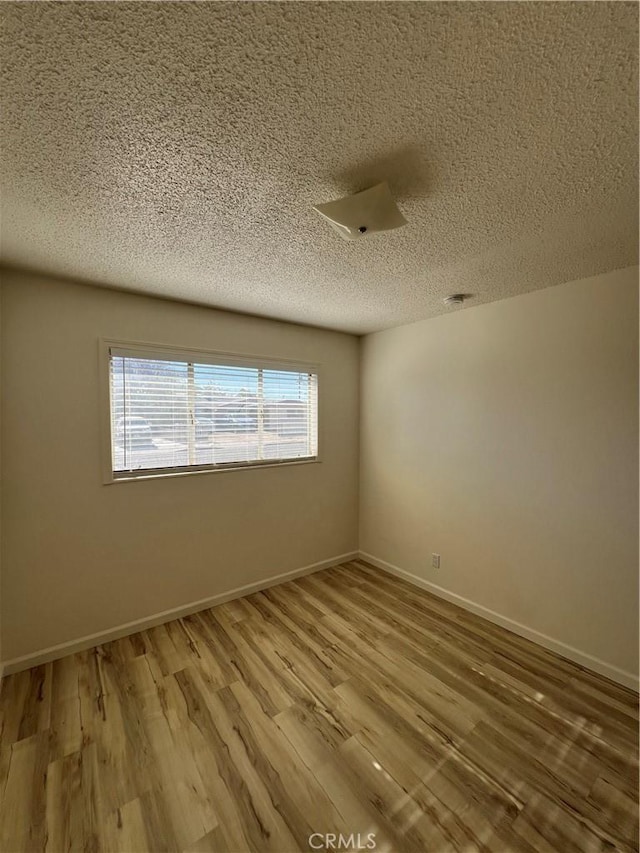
1, 2, 637, 334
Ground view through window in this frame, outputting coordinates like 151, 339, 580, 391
109, 347, 318, 478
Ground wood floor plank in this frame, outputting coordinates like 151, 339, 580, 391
383, 631, 637, 786
0, 671, 34, 745
0, 561, 637, 852
48, 695, 84, 761
229, 620, 359, 747
226, 680, 350, 844
0, 732, 48, 853
588, 776, 640, 848
201, 610, 293, 717
173, 667, 300, 852
182, 825, 228, 853
142, 709, 219, 848
459, 721, 634, 850
101, 797, 152, 853
333, 735, 439, 851
164, 677, 261, 853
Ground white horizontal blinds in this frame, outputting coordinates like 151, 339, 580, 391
109, 349, 318, 476
262, 369, 317, 459
110, 356, 191, 473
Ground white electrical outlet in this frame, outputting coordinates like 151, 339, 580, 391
432, 553, 440, 569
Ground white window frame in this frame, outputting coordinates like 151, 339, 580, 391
98, 338, 322, 484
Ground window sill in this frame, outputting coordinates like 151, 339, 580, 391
105, 456, 321, 484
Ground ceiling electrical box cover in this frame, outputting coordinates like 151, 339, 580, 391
313, 182, 407, 241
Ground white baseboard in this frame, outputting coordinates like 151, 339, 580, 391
358, 551, 639, 692
1, 551, 358, 676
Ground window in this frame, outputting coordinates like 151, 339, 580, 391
103, 342, 319, 481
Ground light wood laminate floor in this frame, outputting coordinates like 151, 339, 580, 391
0, 560, 638, 853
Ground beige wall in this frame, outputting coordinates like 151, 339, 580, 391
0, 270, 359, 661
360, 267, 639, 679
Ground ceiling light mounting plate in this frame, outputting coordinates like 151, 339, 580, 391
443, 294, 466, 306
313, 182, 407, 241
